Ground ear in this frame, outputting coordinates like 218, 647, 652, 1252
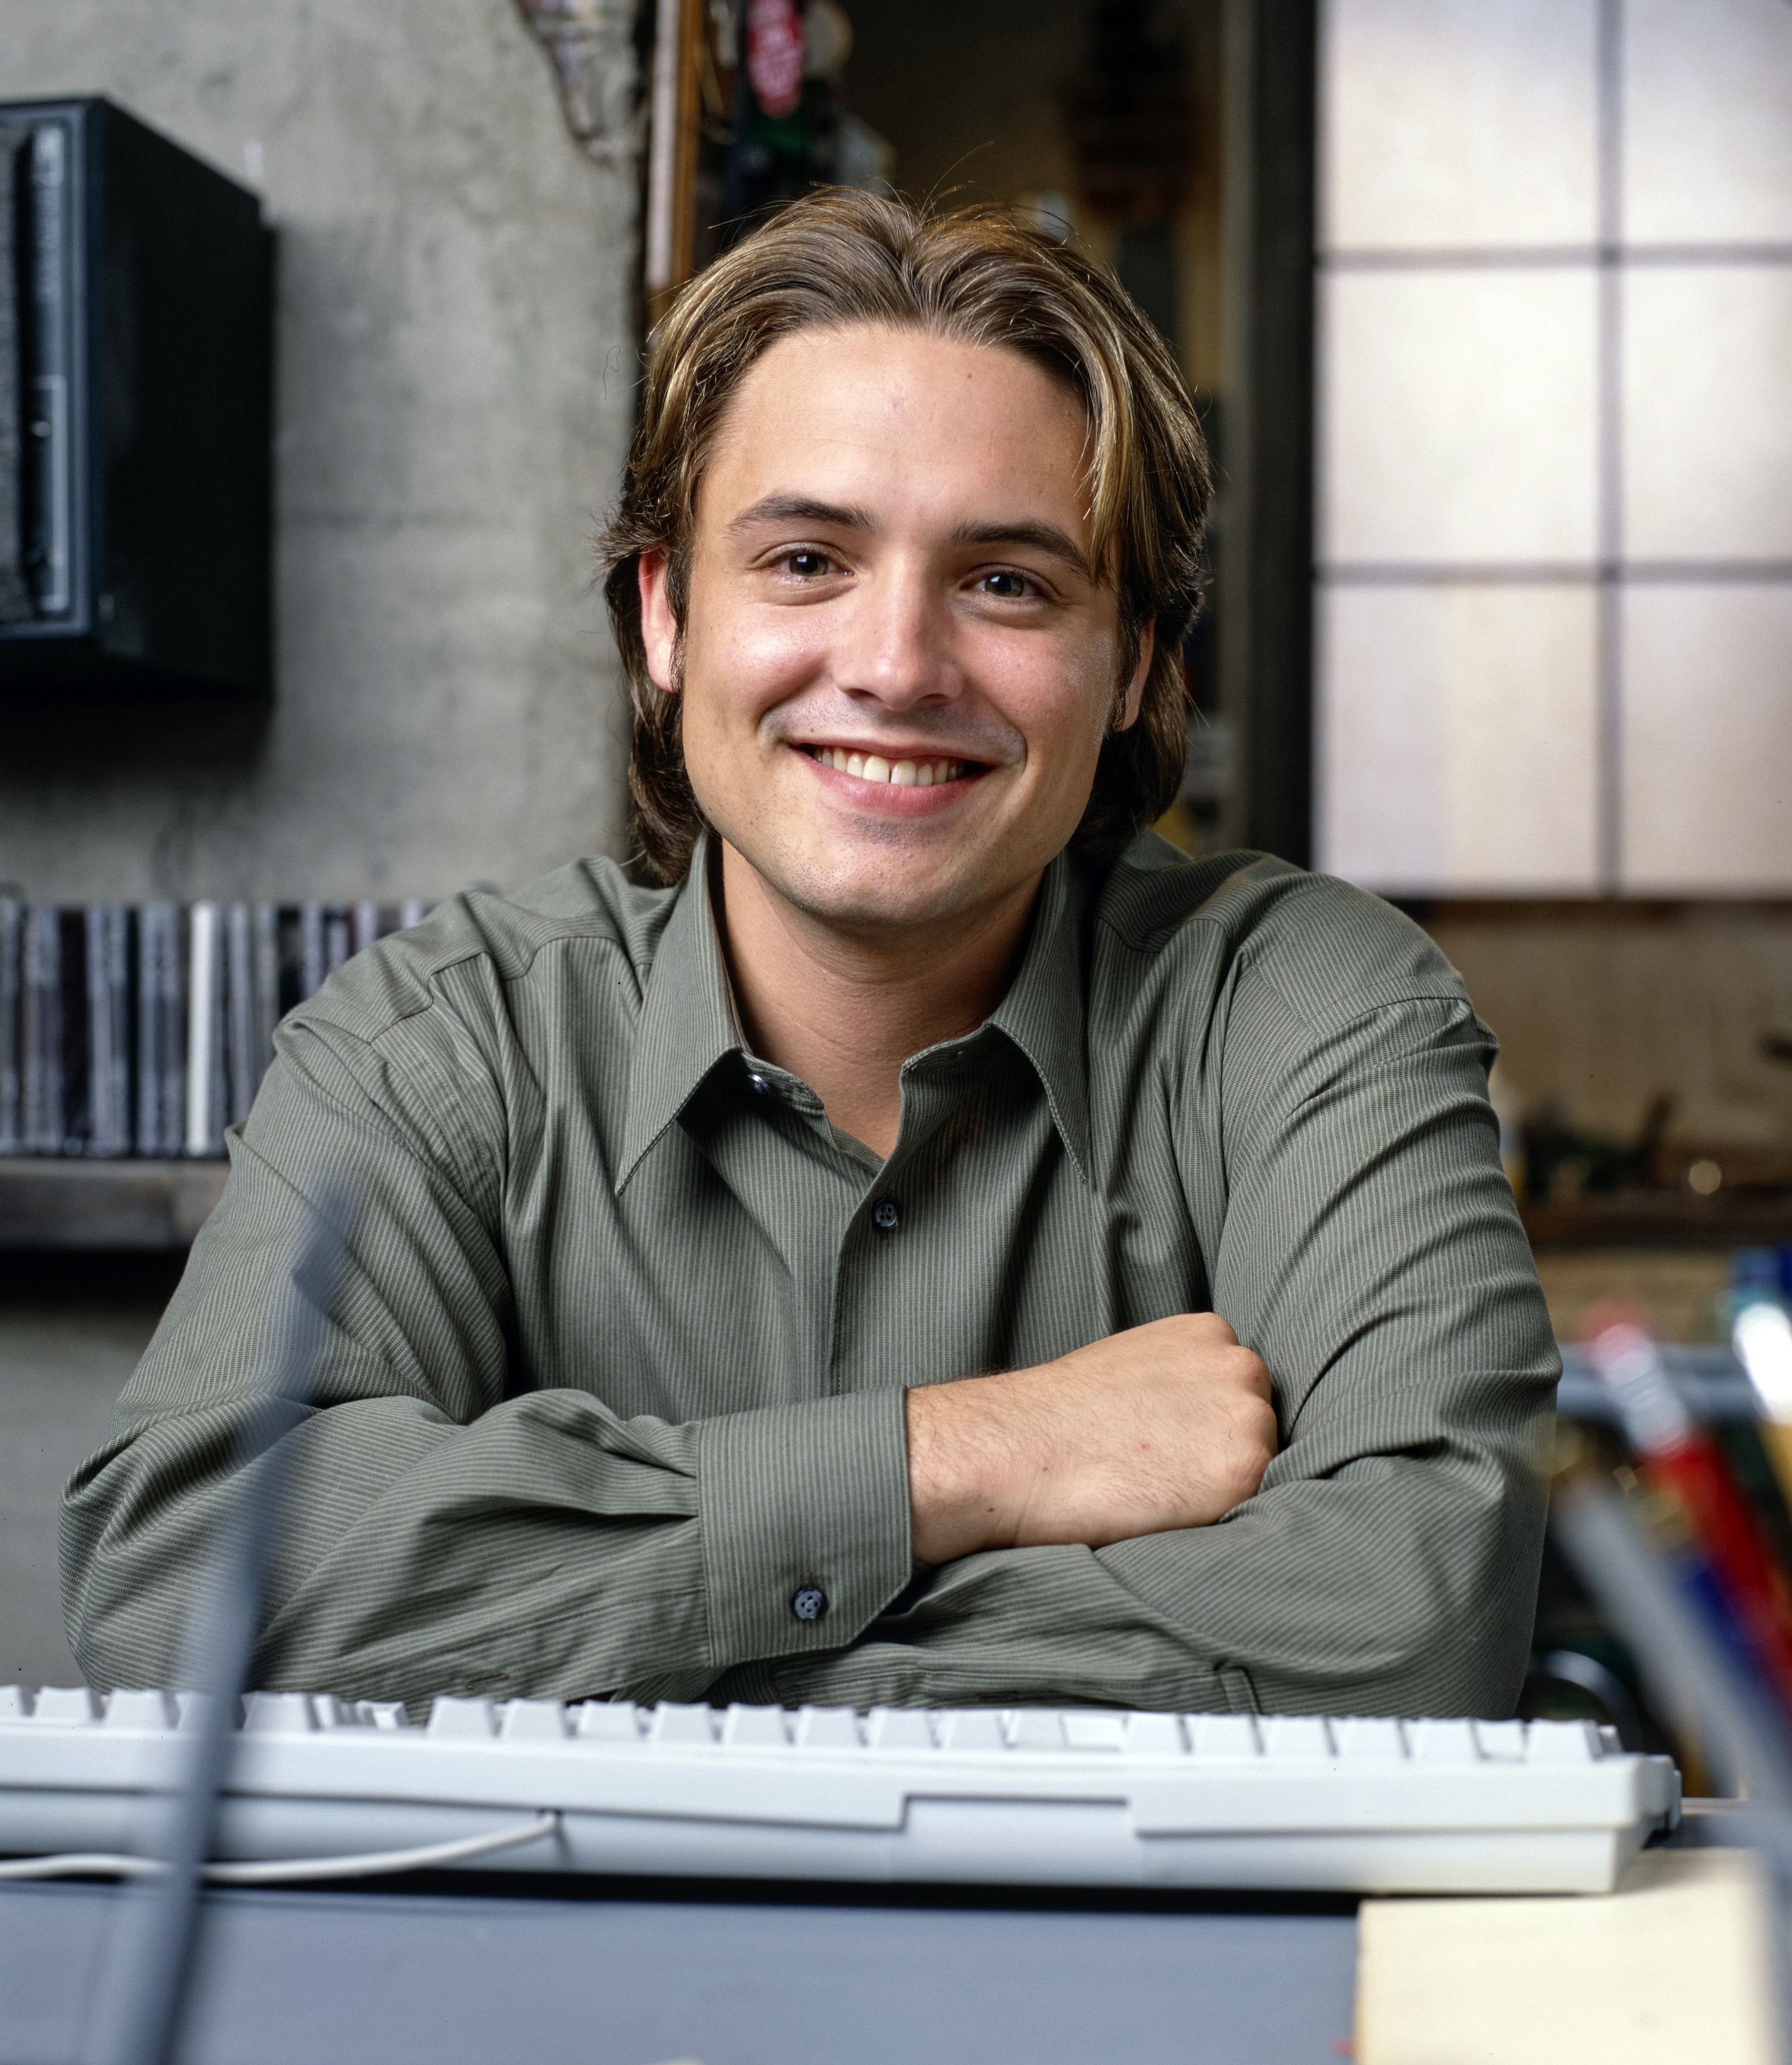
1115, 618, 1156, 733
637, 548, 680, 695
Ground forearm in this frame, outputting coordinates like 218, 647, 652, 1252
904, 1315, 1278, 1564
62, 1053, 916, 1708
64, 1383, 914, 1709
765, 1424, 1551, 1719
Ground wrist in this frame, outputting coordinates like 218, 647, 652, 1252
904, 1377, 1023, 1566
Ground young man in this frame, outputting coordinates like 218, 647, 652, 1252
63, 193, 1555, 1719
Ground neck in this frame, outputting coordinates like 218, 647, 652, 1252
714, 842, 1042, 1160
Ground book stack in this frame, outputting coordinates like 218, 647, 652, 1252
0, 899, 429, 1159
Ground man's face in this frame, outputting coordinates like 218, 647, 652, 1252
639, 323, 1150, 937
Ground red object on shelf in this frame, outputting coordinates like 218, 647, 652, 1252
1587, 1309, 1792, 1722
747, 0, 805, 118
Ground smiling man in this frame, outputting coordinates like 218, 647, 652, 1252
64, 194, 1556, 1719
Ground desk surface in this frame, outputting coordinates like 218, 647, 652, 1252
2, 1877, 1358, 2065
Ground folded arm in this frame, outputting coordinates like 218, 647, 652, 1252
757, 980, 1557, 1719
61, 1020, 913, 1711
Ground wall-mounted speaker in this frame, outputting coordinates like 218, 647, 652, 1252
0, 98, 271, 698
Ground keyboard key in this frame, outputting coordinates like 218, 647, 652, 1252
1062, 1712, 1127, 1753
1473, 1719, 1526, 1762
796, 1706, 863, 1749
937, 1711, 1007, 1751
499, 1699, 569, 1741
573, 1702, 643, 1742
866, 1707, 935, 1751
651, 1704, 719, 1745
103, 1689, 178, 1731
1524, 1719, 1601, 1763
1189, 1713, 1260, 1757
1262, 1716, 1333, 1759
1008, 1710, 1069, 1751
32, 1687, 102, 1725
426, 1696, 498, 1739
1409, 1719, 1480, 1764
244, 1692, 318, 1735
1334, 1717, 1406, 1761
0, 1687, 32, 1721
355, 1701, 412, 1731
1122, 1713, 1185, 1756
723, 1705, 791, 1748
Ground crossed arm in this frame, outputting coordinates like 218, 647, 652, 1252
62, 966, 1555, 1720
906, 1315, 1275, 1566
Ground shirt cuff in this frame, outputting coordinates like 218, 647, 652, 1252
694, 1387, 913, 1676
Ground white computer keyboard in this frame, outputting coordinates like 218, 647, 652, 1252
0, 1686, 1679, 1895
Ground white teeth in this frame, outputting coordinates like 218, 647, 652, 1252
811, 748, 969, 786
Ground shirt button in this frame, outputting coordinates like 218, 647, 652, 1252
791, 1585, 829, 1623
747, 1073, 770, 1094
872, 1198, 900, 1232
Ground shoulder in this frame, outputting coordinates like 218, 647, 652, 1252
289, 855, 679, 1048
1091, 835, 1468, 1031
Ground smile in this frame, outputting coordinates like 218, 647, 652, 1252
802, 745, 977, 788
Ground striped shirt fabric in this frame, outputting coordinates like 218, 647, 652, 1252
61, 833, 1557, 1717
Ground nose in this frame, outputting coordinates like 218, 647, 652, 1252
831, 555, 961, 713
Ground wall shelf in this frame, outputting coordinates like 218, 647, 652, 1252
1521, 1194, 1792, 1250
0, 1159, 226, 1250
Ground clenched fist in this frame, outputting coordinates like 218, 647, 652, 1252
905, 1314, 1278, 1566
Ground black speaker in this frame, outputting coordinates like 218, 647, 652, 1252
0, 98, 271, 697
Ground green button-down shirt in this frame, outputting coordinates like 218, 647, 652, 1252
63, 834, 1556, 1717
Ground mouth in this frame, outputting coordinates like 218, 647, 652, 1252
799, 744, 985, 789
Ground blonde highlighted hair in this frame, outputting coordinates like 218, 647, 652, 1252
600, 189, 1213, 882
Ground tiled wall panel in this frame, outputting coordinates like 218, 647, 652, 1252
1318, 585, 1600, 892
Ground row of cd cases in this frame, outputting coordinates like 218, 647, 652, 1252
0, 898, 431, 1159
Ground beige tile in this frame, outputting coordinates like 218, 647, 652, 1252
1358, 1850, 1776, 2065
1317, 583, 1600, 894
1320, 0, 1598, 251
1624, 0, 1792, 243
1624, 268, 1792, 561
1622, 584, 1792, 891
1320, 270, 1599, 565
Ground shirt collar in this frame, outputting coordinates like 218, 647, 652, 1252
619, 834, 1094, 1188
618, 834, 744, 1186
986, 849, 1093, 1184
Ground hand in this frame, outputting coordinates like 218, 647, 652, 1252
904, 1314, 1277, 1566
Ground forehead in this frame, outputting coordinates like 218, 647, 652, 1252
698, 324, 1093, 532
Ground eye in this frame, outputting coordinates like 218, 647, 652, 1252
977, 569, 1037, 600
779, 548, 835, 578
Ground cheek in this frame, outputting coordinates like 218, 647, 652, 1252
983, 637, 1117, 775
686, 596, 826, 716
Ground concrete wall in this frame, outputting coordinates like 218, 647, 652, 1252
0, 0, 639, 902
0, 0, 640, 1686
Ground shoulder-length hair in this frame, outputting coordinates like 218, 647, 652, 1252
600, 189, 1213, 883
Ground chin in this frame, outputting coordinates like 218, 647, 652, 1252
775, 857, 972, 931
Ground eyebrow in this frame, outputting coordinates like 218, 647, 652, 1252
949, 518, 1091, 578
726, 495, 876, 537
726, 496, 1092, 579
